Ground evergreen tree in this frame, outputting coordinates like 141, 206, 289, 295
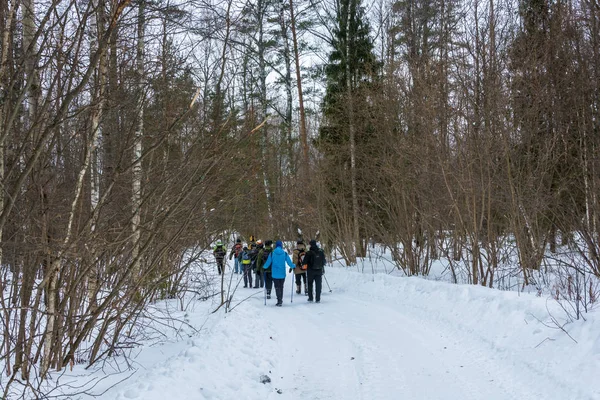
319, 0, 380, 260
321, 0, 379, 144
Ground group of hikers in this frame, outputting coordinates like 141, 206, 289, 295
212, 237, 326, 306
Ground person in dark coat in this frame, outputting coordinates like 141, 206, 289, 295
213, 240, 227, 275
229, 238, 243, 273
238, 245, 253, 288
253, 240, 265, 288
257, 240, 274, 297
263, 240, 295, 306
302, 240, 326, 303
292, 240, 307, 295
248, 240, 259, 286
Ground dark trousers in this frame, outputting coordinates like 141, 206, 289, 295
216, 259, 225, 275
243, 264, 253, 287
307, 270, 322, 302
265, 271, 273, 294
273, 278, 285, 304
295, 272, 307, 286
254, 271, 264, 288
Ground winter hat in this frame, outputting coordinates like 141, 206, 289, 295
275, 240, 283, 248
236, 238, 241, 243
216, 239, 223, 246
309, 239, 317, 248
265, 240, 273, 246
297, 239, 304, 244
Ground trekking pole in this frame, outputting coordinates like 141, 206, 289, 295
324, 275, 332, 292
264, 271, 267, 306
290, 271, 294, 303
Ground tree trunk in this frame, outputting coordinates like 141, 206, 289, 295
23, 0, 40, 123
88, 0, 107, 311
346, 3, 360, 262
42, 109, 103, 377
0, 2, 17, 316
289, 0, 308, 166
131, 0, 145, 283
257, 0, 274, 227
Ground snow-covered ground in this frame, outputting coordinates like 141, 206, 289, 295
68, 261, 599, 400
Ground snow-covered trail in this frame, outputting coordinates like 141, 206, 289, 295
84, 267, 599, 400
267, 295, 496, 400
264, 287, 566, 400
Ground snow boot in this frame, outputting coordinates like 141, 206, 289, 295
296, 284, 301, 295
307, 298, 313, 302
276, 301, 282, 307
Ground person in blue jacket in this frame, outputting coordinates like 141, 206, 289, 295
262, 240, 295, 306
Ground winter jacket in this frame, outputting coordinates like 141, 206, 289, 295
303, 245, 326, 274
229, 242, 242, 260
256, 245, 273, 274
292, 244, 307, 275
249, 246, 259, 269
263, 246, 295, 279
213, 245, 227, 261
238, 249, 252, 266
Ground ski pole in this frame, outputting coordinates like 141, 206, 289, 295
290, 270, 294, 303
264, 271, 267, 305
324, 275, 332, 292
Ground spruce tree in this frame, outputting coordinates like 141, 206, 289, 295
321, 0, 379, 144
319, 0, 380, 260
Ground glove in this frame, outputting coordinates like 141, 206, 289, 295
288, 268, 292, 273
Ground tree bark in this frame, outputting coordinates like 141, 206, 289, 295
346, 1, 360, 262
88, 0, 107, 311
289, 0, 309, 166
131, 0, 145, 283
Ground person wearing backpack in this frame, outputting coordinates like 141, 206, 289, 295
253, 240, 265, 288
257, 240, 274, 297
302, 240, 326, 303
262, 240, 295, 306
213, 240, 228, 275
291, 240, 308, 295
229, 238, 243, 274
239, 245, 253, 288
248, 240, 259, 284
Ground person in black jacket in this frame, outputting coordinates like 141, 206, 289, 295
213, 240, 227, 275
257, 240, 274, 297
302, 240, 326, 303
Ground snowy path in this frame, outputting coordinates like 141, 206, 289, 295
82, 268, 599, 400
265, 290, 564, 400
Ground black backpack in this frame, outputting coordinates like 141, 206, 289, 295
215, 245, 226, 259
262, 247, 272, 263
311, 250, 325, 270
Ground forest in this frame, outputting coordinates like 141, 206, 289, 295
0, 0, 599, 396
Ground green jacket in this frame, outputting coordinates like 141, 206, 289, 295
256, 245, 273, 273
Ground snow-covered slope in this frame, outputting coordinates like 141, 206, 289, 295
79, 266, 599, 400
